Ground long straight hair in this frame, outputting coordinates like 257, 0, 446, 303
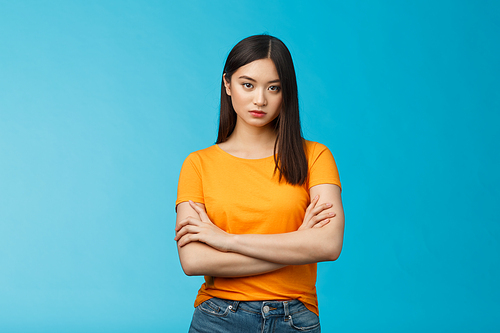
216, 34, 308, 185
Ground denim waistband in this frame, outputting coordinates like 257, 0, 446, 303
218, 298, 305, 318
191, 297, 321, 332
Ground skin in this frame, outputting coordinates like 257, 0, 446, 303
175, 58, 345, 276
220, 58, 282, 158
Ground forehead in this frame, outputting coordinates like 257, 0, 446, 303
234, 58, 279, 81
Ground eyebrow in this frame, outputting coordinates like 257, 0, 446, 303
238, 75, 281, 84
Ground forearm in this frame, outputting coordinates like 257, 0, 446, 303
176, 185, 344, 269
178, 241, 285, 277
225, 184, 344, 265
229, 226, 344, 265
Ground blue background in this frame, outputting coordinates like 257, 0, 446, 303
1, 1, 499, 332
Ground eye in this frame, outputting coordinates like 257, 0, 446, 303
269, 85, 281, 92
243, 83, 253, 89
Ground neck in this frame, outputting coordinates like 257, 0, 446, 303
219, 119, 277, 158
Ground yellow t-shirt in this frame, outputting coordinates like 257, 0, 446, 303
175, 140, 341, 315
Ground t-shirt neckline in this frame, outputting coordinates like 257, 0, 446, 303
214, 144, 275, 161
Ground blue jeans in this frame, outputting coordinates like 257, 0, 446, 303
188, 297, 321, 333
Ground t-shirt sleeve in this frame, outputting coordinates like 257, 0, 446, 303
307, 142, 342, 190
175, 152, 205, 210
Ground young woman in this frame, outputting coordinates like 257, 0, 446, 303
175, 34, 344, 333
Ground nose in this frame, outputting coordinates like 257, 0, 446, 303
253, 88, 267, 106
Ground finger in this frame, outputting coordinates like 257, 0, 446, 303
303, 217, 318, 230
189, 200, 204, 215
175, 224, 199, 239
304, 195, 318, 214
175, 217, 190, 232
310, 203, 333, 216
189, 200, 202, 211
314, 203, 333, 213
305, 195, 319, 214
303, 195, 320, 223
311, 211, 336, 224
175, 216, 195, 232
301, 196, 333, 230
304, 211, 336, 229
313, 212, 336, 222
174, 225, 200, 241
189, 200, 212, 223
175, 216, 201, 232
313, 218, 330, 228
177, 233, 200, 247
197, 208, 212, 223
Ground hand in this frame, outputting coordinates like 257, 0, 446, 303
174, 200, 233, 252
298, 195, 336, 231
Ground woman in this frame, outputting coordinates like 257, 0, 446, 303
175, 34, 344, 333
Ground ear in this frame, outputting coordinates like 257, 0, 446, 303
223, 74, 231, 96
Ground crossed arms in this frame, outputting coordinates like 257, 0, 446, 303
174, 184, 344, 277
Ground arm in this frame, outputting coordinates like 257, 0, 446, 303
177, 184, 344, 266
176, 201, 285, 277
230, 184, 344, 264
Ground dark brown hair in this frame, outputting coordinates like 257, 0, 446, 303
216, 34, 308, 185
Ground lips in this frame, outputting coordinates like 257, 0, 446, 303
249, 110, 266, 118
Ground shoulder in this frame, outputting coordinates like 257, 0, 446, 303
179, 145, 221, 180
303, 140, 332, 160
183, 145, 219, 163
303, 140, 341, 189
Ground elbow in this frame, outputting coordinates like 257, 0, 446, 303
318, 224, 344, 262
181, 261, 196, 276
321, 242, 343, 262
180, 257, 205, 276
178, 242, 213, 276
179, 253, 203, 276
327, 248, 342, 261
322, 250, 340, 262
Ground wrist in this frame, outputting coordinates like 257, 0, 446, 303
227, 233, 239, 253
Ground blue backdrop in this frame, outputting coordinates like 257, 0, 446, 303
0, 1, 498, 332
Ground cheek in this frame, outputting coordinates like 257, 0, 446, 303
272, 96, 283, 110
231, 90, 250, 109
231, 94, 243, 110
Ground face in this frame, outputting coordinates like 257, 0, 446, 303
224, 58, 282, 130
